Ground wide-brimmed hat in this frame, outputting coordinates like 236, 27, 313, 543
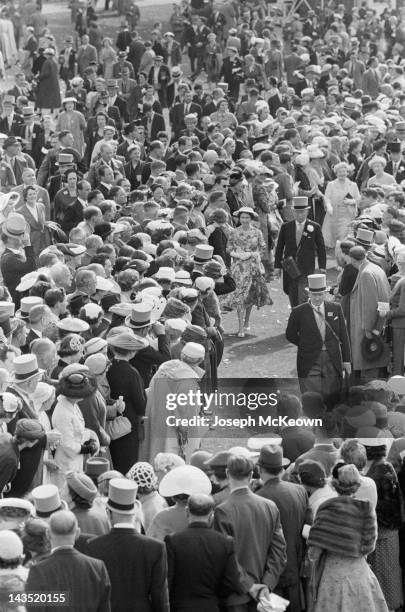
257, 444, 290, 469
84, 337, 108, 356
57, 368, 97, 398
233, 206, 259, 221
0, 498, 34, 521
361, 332, 387, 363
2, 213, 26, 238
108, 330, 149, 351
56, 317, 90, 334
62, 97, 77, 106
13, 355, 44, 383
159, 465, 212, 497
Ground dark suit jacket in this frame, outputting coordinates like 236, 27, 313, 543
86, 527, 169, 612
165, 522, 244, 612
0, 115, 23, 136
286, 300, 351, 378
61, 198, 85, 233
148, 65, 171, 107
26, 548, 111, 612
170, 102, 202, 137
257, 480, 308, 588
0, 246, 36, 307
274, 219, 326, 294
124, 160, 150, 189
142, 113, 166, 141
386, 160, 405, 184
214, 488, 286, 606
17, 123, 46, 167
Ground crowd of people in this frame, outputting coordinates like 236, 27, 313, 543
1, 0, 405, 610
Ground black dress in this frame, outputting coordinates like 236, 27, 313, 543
107, 359, 146, 473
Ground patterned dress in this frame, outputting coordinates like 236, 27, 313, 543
225, 225, 272, 309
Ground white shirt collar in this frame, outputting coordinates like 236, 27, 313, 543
114, 522, 134, 528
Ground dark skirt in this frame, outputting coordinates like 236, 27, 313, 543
368, 527, 403, 610
109, 429, 139, 474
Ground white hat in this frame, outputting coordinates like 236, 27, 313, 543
174, 270, 192, 286
0, 498, 34, 517
32, 484, 66, 517
57, 317, 90, 333
13, 354, 44, 383
84, 337, 108, 355
165, 318, 188, 333
194, 276, 215, 292
159, 465, 212, 497
16, 268, 49, 293
181, 341, 205, 361
387, 375, 405, 396
81, 303, 103, 319
0, 530, 23, 560
96, 276, 119, 293
16, 296, 43, 318
153, 267, 176, 282
307, 144, 325, 159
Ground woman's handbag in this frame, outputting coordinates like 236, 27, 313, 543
105, 415, 132, 440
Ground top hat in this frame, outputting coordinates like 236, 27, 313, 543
107, 478, 139, 514
396, 121, 405, 132
32, 484, 66, 518
125, 303, 153, 329
257, 445, 290, 469
193, 244, 214, 264
0, 301, 15, 322
307, 273, 327, 293
171, 66, 182, 77
356, 228, 374, 247
13, 354, 44, 383
56, 153, 74, 165
16, 296, 43, 319
22, 107, 36, 117
292, 196, 310, 210
387, 141, 402, 154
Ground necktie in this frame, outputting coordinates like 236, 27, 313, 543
296, 222, 304, 244
315, 306, 325, 341
394, 162, 398, 178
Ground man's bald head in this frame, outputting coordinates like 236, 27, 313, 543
49, 510, 78, 536
187, 494, 215, 517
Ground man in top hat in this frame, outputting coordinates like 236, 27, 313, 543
58, 35, 76, 85
125, 303, 170, 387
214, 455, 286, 611
286, 273, 351, 402
2, 136, 34, 186
385, 141, 405, 183
0, 95, 22, 136
256, 445, 308, 612
148, 55, 171, 108
348, 245, 390, 380
26, 510, 111, 612
275, 197, 326, 308
0, 213, 36, 307
86, 478, 169, 612
16, 107, 45, 167
165, 493, 244, 612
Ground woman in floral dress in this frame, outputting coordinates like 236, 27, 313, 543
226, 207, 272, 337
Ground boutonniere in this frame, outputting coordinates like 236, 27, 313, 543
307, 225, 314, 232
327, 311, 333, 316
303, 232, 308, 237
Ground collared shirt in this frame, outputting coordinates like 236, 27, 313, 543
310, 300, 325, 341
230, 485, 250, 494
295, 220, 306, 244
51, 545, 74, 554
114, 522, 135, 528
